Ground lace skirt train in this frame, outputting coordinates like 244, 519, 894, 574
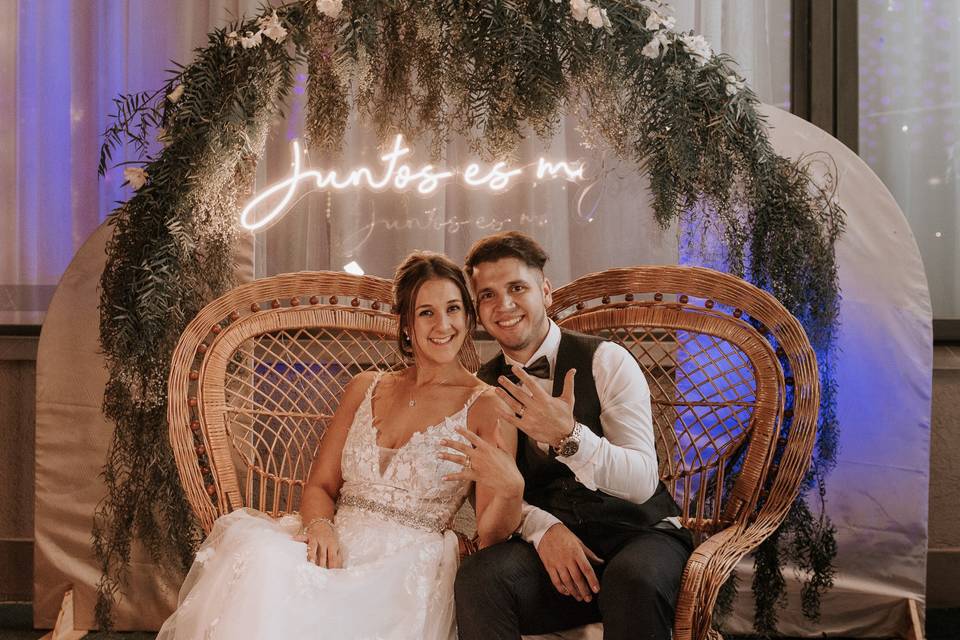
157, 507, 460, 640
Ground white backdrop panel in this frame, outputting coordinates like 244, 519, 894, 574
720, 106, 932, 637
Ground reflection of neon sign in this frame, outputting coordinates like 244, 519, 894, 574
340, 207, 549, 255
240, 135, 586, 231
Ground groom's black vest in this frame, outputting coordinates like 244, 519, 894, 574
477, 329, 682, 533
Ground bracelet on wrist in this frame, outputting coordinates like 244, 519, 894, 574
298, 516, 335, 537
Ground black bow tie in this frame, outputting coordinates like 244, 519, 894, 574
503, 355, 551, 383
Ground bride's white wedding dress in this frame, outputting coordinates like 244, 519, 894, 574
158, 373, 483, 640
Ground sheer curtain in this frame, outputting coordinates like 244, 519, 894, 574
0, 0, 261, 325
252, 0, 790, 284
859, 0, 960, 320
0, 0, 789, 324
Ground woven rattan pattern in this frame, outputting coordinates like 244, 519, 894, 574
169, 267, 816, 640
168, 272, 479, 533
559, 304, 782, 536
549, 265, 818, 640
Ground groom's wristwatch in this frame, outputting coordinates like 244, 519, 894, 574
552, 423, 583, 458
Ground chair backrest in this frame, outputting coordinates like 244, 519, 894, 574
550, 265, 818, 540
168, 272, 480, 533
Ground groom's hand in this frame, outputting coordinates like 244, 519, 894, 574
496, 366, 577, 446
536, 523, 603, 602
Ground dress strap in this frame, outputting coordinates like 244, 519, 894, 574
363, 370, 385, 403
462, 384, 490, 413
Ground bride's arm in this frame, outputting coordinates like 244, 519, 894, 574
465, 392, 524, 549
297, 371, 375, 565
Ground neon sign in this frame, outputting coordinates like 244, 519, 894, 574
239, 135, 586, 231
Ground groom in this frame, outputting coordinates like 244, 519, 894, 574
456, 232, 692, 640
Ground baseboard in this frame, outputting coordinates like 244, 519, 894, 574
0, 602, 32, 632
0, 540, 32, 603
927, 548, 960, 608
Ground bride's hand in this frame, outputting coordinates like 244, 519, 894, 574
293, 519, 342, 568
439, 427, 524, 498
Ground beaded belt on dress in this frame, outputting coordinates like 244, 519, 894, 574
337, 494, 446, 533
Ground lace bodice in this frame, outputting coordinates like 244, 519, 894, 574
338, 372, 482, 532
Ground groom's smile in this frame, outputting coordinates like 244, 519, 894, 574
470, 257, 553, 364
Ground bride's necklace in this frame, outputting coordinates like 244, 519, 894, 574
406, 376, 451, 408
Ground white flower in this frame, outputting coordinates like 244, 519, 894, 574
679, 33, 712, 65
225, 31, 240, 48
641, 31, 670, 59
587, 6, 610, 29
123, 167, 148, 190
258, 11, 287, 43
239, 30, 263, 49
316, 0, 343, 19
166, 84, 184, 103
639, 0, 672, 13
570, 0, 590, 21
645, 11, 675, 31
725, 74, 745, 96
195, 547, 215, 564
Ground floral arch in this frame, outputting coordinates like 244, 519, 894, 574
96, 0, 843, 632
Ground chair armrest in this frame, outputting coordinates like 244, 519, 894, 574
455, 530, 479, 558
673, 526, 742, 640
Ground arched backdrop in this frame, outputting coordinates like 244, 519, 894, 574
718, 106, 932, 637
35, 103, 931, 635
34, 227, 254, 629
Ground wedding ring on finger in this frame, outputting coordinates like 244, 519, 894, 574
464, 456, 472, 470
516, 405, 525, 419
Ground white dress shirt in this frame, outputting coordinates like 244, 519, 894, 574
504, 321, 659, 548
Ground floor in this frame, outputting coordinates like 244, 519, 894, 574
1, 603, 958, 639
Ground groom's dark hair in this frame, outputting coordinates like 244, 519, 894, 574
463, 231, 549, 277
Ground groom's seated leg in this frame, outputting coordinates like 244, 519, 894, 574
455, 538, 598, 640
596, 529, 690, 640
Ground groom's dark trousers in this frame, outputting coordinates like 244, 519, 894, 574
456, 330, 692, 640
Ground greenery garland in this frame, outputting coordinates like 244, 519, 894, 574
96, 0, 843, 634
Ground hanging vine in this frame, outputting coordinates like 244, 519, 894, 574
96, 0, 842, 633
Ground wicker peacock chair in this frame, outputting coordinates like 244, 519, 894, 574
169, 266, 817, 640
548, 265, 819, 640
167, 271, 479, 533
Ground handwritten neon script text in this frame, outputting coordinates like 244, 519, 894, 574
240, 135, 585, 231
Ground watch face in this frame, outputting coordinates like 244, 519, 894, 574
559, 440, 579, 457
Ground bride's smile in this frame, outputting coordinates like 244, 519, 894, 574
409, 277, 469, 363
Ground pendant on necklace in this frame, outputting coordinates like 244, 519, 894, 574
408, 399, 416, 407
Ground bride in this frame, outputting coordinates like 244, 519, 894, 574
158, 252, 524, 640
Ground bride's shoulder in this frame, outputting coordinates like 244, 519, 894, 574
466, 386, 517, 446
465, 385, 502, 419
347, 369, 379, 388
340, 370, 380, 403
